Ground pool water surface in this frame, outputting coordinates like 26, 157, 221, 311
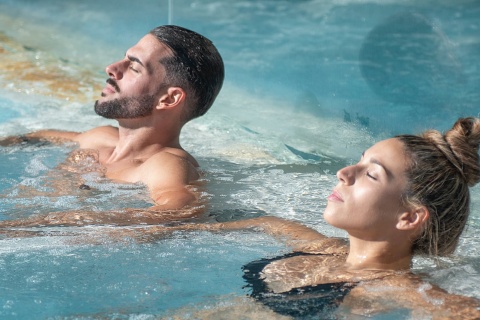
0, 0, 479, 319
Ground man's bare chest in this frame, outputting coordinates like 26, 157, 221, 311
64, 148, 144, 184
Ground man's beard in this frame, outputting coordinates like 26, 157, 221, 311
94, 95, 157, 119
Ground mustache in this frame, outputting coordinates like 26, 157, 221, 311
106, 78, 120, 92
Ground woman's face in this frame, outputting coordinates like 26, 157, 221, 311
324, 138, 409, 240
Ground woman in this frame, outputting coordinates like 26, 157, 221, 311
136, 117, 480, 319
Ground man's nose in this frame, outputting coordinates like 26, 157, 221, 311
336, 165, 355, 185
105, 60, 127, 79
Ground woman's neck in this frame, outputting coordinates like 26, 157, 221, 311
345, 236, 413, 271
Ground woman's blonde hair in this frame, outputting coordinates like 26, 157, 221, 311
396, 117, 480, 256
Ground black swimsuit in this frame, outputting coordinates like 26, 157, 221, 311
242, 252, 355, 320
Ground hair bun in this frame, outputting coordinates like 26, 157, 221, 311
444, 117, 480, 186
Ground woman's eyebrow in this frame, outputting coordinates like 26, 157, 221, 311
370, 157, 395, 179
363, 151, 391, 176
370, 157, 385, 169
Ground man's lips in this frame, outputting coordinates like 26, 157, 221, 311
327, 190, 343, 202
102, 78, 120, 95
101, 86, 115, 96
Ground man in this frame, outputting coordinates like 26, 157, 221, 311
0, 25, 224, 226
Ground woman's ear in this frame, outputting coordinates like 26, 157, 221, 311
396, 206, 429, 231
156, 87, 186, 110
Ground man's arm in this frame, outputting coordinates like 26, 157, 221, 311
0, 126, 119, 148
26, 130, 81, 141
0, 129, 80, 146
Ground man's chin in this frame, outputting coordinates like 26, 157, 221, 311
94, 101, 111, 119
95, 95, 108, 104
93, 95, 155, 119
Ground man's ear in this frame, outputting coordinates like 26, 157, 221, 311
396, 206, 429, 231
156, 87, 186, 110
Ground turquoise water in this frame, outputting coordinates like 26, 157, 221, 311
0, 0, 479, 318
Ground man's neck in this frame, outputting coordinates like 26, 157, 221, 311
106, 120, 182, 163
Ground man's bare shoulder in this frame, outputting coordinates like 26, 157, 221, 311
163, 147, 199, 168
140, 147, 200, 183
146, 147, 199, 169
136, 148, 201, 209
76, 125, 119, 149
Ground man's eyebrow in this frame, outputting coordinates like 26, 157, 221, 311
127, 54, 145, 68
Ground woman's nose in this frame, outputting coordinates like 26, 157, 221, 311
337, 165, 355, 185
105, 60, 127, 80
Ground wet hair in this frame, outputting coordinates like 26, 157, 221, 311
149, 25, 224, 122
396, 117, 480, 256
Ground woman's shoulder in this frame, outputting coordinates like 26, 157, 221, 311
292, 237, 348, 255
345, 273, 480, 319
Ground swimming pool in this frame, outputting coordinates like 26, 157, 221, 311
0, 0, 479, 318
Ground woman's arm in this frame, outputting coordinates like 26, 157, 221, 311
216, 216, 348, 254
0, 211, 347, 254
213, 216, 327, 240
138, 216, 348, 254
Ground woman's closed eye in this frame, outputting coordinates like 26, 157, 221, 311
366, 170, 377, 180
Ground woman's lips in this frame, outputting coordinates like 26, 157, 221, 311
327, 190, 343, 202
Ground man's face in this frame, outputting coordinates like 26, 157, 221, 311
95, 34, 172, 119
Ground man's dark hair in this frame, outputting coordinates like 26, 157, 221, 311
150, 25, 224, 122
